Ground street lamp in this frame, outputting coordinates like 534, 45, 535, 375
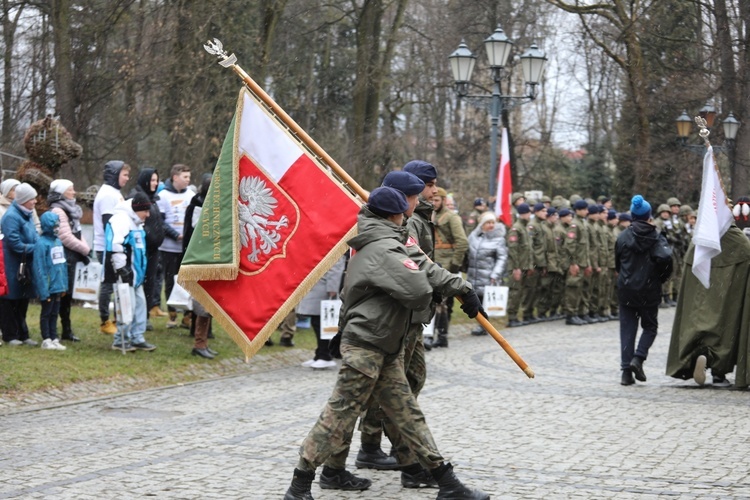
449, 25, 547, 195
675, 108, 740, 155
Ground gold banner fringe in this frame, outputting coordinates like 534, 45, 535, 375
178, 263, 238, 283
178, 228, 357, 361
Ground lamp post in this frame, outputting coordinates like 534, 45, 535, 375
449, 25, 547, 195
675, 108, 740, 155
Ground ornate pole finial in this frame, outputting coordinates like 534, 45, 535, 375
695, 116, 711, 145
203, 38, 237, 68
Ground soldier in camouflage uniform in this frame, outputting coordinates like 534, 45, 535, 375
432, 186, 469, 347
548, 208, 572, 318
285, 187, 489, 500
599, 209, 618, 319
607, 210, 621, 319
654, 203, 678, 307
561, 200, 591, 326
579, 204, 601, 323
667, 197, 686, 305
523, 203, 548, 322
536, 206, 564, 320
506, 203, 534, 327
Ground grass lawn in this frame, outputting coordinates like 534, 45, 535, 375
0, 301, 318, 397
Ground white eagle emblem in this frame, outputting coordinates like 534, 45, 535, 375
238, 176, 289, 263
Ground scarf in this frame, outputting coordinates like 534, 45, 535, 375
51, 198, 83, 233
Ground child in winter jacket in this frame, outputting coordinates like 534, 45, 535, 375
32, 211, 68, 350
104, 192, 156, 352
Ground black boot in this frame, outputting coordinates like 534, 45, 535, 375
284, 468, 315, 500
629, 356, 646, 382
355, 444, 400, 470
432, 331, 448, 348
659, 294, 670, 308
401, 463, 438, 488
432, 462, 489, 500
621, 369, 635, 386
319, 466, 371, 490
423, 336, 433, 351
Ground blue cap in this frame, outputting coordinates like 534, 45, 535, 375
558, 208, 572, 217
368, 186, 409, 216
533, 202, 546, 212
587, 204, 599, 214
607, 209, 617, 220
573, 200, 588, 210
618, 212, 632, 222
547, 207, 557, 216
630, 195, 651, 220
403, 160, 437, 182
516, 203, 531, 214
382, 171, 425, 196
474, 197, 486, 207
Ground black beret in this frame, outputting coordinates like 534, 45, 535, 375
588, 204, 599, 214
516, 203, 531, 214
382, 171, 425, 196
533, 202, 546, 212
546, 207, 557, 216
618, 212, 632, 222
607, 209, 617, 220
558, 208, 572, 217
573, 200, 588, 210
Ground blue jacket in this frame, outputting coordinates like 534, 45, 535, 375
104, 199, 147, 287
32, 212, 68, 300
0, 201, 38, 299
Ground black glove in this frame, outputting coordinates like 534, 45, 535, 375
329, 331, 342, 359
116, 266, 134, 283
432, 290, 443, 304
460, 289, 488, 319
448, 263, 461, 274
80, 255, 91, 266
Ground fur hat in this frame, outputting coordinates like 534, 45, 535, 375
478, 211, 497, 227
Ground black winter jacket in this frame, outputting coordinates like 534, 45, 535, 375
615, 220, 673, 307
127, 168, 165, 253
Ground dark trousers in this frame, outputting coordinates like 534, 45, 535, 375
40, 294, 61, 341
161, 251, 183, 314
310, 316, 331, 361
0, 298, 30, 342
619, 302, 658, 371
59, 261, 75, 334
97, 251, 113, 323
144, 250, 161, 310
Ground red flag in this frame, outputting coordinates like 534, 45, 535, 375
179, 88, 360, 359
495, 127, 513, 226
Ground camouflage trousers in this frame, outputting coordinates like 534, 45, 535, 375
298, 343, 442, 472
358, 323, 426, 459
563, 272, 583, 317
537, 272, 564, 316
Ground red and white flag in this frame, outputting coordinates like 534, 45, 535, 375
179, 87, 360, 358
692, 145, 733, 288
495, 127, 513, 227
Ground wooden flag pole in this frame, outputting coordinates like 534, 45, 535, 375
203, 39, 534, 379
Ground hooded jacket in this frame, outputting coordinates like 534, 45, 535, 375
128, 167, 165, 252
615, 220, 673, 307
0, 200, 38, 299
93, 160, 126, 251
104, 199, 147, 287
340, 207, 433, 356
32, 212, 68, 300
467, 224, 508, 296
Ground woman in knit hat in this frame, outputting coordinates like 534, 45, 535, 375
48, 179, 91, 342
0, 183, 40, 346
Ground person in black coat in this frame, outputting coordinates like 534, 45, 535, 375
128, 167, 166, 318
615, 195, 673, 386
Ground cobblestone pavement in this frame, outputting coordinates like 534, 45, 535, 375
1, 308, 749, 499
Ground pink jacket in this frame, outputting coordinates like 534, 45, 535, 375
51, 207, 90, 257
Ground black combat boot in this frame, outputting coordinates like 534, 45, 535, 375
432, 331, 449, 348
629, 356, 646, 382
432, 462, 490, 500
284, 468, 315, 500
401, 463, 438, 488
355, 444, 400, 470
319, 466, 371, 490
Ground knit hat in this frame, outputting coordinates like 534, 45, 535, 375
558, 208, 572, 217
533, 202, 546, 212
478, 211, 497, 227
0, 179, 20, 198
131, 192, 152, 212
14, 183, 37, 204
50, 179, 74, 195
368, 186, 408, 216
573, 199, 588, 211
382, 171, 425, 196
618, 212, 632, 222
516, 203, 531, 215
403, 160, 437, 182
630, 195, 651, 220
474, 197, 486, 207
436, 187, 448, 197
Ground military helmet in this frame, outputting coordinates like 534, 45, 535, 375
679, 204, 693, 217
541, 195, 551, 203
667, 197, 681, 207
511, 192, 525, 205
657, 203, 670, 214
569, 194, 582, 204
